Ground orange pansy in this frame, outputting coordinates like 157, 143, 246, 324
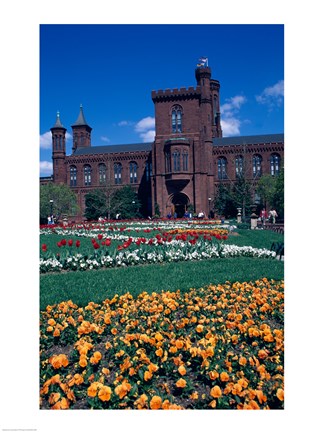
239, 356, 247, 366
176, 378, 187, 388
209, 370, 219, 380
144, 371, 152, 381
258, 349, 268, 360
98, 385, 112, 402
48, 392, 61, 405
150, 395, 162, 409
220, 371, 230, 382
178, 365, 186, 376
210, 385, 222, 398
276, 388, 284, 401
196, 324, 204, 333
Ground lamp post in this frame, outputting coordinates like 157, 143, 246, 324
132, 200, 136, 219
49, 200, 54, 225
208, 197, 211, 218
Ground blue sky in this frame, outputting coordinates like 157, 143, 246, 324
40, 24, 284, 176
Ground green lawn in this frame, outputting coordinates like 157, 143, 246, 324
40, 256, 284, 309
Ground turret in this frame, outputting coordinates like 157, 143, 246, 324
50, 111, 67, 183
71, 105, 92, 152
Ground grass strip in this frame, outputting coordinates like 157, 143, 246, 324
40, 257, 284, 309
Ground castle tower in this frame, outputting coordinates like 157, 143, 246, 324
194, 65, 218, 213
51, 111, 67, 184
151, 62, 221, 217
71, 105, 92, 152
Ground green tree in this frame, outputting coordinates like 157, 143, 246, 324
256, 174, 276, 211
110, 185, 142, 219
272, 168, 284, 220
40, 183, 79, 224
214, 183, 236, 217
230, 176, 252, 219
154, 202, 160, 217
84, 189, 107, 220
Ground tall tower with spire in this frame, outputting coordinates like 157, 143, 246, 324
71, 105, 92, 152
51, 111, 67, 184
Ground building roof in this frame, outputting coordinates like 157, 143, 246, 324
70, 133, 284, 156
213, 133, 284, 146
72, 142, 153, 156
72, 105, 91, 127
51, 112, 66, 130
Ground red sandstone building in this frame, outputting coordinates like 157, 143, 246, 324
46, 65, 284, 219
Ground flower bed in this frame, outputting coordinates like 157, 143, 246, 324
40, 222, 275, 273
40, 278, 284, 410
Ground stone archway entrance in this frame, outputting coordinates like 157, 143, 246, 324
170, 192, 190, 218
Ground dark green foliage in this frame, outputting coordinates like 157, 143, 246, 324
40, 182, 79, 223
154, 202, 160, 216
272, 168, 284, 220
110, 185, 142, 219
84, 189, 107, 220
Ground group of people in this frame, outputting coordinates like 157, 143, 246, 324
260, 208, 278, 224
47, 215, 55, 225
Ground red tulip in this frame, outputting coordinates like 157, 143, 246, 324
75, 240, 81, 248
68, 239, 73, 246
61, 239, 67, 246
41, 244, 47, 252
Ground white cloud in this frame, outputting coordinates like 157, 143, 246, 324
40, 161, 53, 176
118, 120, 134, 127
40, 131, 52, 149
256, 80, 284, 107
220, 95, 247, 137
135, 116, 155, 133
221, 118, 241, 136
221, 95, 246, 114
139, 130, 155, 143
100, 136, 110, 143
135, 116, 155, 142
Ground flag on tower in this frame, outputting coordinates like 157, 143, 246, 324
199, 57, 208, 66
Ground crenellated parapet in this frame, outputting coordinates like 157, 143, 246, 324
152, 86, 200, 101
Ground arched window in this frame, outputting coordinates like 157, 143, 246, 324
270, 153, 281, 176
114, 163, 122, 184
172, 150, 181, 172
235, 156, 244, 178
70, 165, 77, 187
98, 163, 106, 184
171, 105, 183, 133
252, 155, 262, 178
182, 151, 189, 171
129, 161, 138, 184
84, 164, 92, 186
217, 157, 227, 180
